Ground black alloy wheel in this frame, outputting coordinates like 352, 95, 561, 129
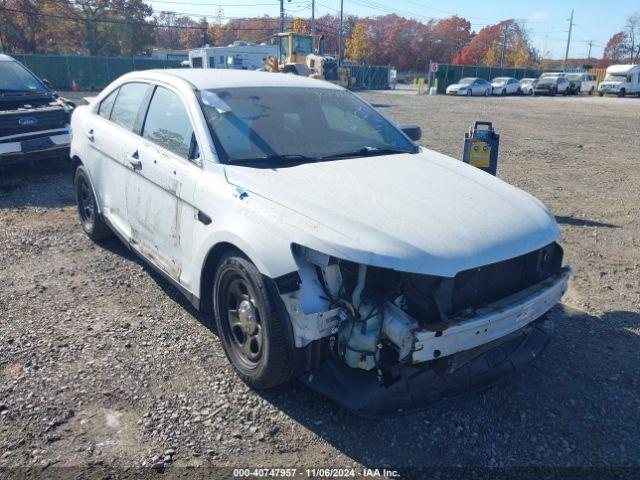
213, 253, 300, 389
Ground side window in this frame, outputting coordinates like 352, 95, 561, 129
110, 83, 148, 131
98, 88, 119, 119
142, 87, 195, 160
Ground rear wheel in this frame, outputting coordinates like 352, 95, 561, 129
74, 165, 112, 241
618, 88, 626, 97
213, 253, 299, 389
598, 91, 604, 97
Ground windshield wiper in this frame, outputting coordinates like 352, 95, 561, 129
320, 146, 415, 160
230, 154, 317, 165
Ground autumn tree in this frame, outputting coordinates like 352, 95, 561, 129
453, 19, 535, 67
345, 22, 372, 63
625, 12, 640, 62
431, 16, 472, 63
601, 31, 630, 67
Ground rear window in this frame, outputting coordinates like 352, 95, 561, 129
110, 83, 148, 131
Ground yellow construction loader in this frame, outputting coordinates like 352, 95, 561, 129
263, 32, 348, 87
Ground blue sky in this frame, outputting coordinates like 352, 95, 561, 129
149, 0, 638, 59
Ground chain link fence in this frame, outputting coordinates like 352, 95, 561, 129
10, 54, 183, 90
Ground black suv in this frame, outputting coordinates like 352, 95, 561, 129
1, 55, 75, 166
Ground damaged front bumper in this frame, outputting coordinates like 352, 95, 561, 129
300, 268, 570, 418
412, 267, 570, 362
301, 319, 552, 418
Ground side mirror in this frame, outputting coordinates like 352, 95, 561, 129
400, 124, 421, 142
42, 78, 53, 90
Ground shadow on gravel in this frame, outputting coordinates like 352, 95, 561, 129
253, 304, 640, 468
0, 169, 74, 209
555, 215, 618, 228
97, 236, 215, 332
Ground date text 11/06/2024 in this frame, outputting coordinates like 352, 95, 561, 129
232, 468, 401, 478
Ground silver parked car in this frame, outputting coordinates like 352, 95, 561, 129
446, 77, 492, 96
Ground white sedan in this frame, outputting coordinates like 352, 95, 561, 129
519, 78, 537, 95
70, 69, 569, 416
446, 77, 492, 96
491, 77, 521, 95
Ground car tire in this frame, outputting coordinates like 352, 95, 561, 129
549, 88, 556, 97
213, 252, 299, 389
484, 89, 491, 96
466, 89, 472, 96
74, 165, 112, 241
501, 88, 507, 96
589, 87, 595, 96
598, 91, 604, 97
618, 88, 625, 97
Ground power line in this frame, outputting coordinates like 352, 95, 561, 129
0, 5, 298, 31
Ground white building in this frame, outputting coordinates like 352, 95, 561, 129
188, 41, 278, 70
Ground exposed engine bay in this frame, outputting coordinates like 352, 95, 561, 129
278, 242, 569, 392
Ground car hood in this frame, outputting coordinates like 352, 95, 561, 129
491, 82, 506, 87
448, 83, 470, 89
224, 149, 560, 277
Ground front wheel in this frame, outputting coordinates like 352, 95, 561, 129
213, 253, 299, 389
74, 165, 112, 241
618, 89, 626, 97
598, 91, 604, 97
466, 89, 472, 97
484, 89, 491, 96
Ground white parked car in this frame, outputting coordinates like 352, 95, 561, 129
70, 70, 570, 416
446, 77, 492, 96
519, 78, 537, 95
565, 72, 597, 95
490, 77, 521, 95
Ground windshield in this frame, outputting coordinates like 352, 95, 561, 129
459, 78, 475, 84
200, 87, 417, 165
604, 73, 627, 82
0, 60, 46, 93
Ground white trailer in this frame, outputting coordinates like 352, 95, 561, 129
188, 42, 278, 71
598, 64, 640, 97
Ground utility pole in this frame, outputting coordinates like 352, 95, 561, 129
563, 9, 574, 70
587, 40, 593, 61
311, 0, 315, 39
338, 0, 344, 65
279, 0, 285, 33
499, 24, 509, 68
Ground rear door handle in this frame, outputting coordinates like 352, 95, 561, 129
86, 129, 94, 141
128, 150, 142, 170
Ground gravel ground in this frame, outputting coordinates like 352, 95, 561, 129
1, 91, 639, 478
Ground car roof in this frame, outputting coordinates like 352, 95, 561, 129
0, 54, 16, 62
119, 68, 343, 91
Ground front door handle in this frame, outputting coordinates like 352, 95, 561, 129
128, 150, 141, 170
86, 129, 94, 141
